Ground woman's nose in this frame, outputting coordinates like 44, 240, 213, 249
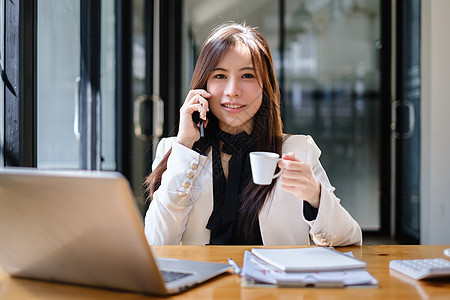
224, 78, 241, 97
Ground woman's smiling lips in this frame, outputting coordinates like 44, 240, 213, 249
221, 102, 246, 113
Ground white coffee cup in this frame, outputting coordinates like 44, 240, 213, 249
249, 152, 282, 185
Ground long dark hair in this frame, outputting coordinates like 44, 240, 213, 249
145, 22, 283, 241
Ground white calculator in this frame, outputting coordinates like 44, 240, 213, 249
389, 258, 450, 280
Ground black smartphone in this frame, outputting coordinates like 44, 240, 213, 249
191, 111, 205, 137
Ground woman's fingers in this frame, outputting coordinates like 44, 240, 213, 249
277, 152, 321, 206
183, 92, 210, 120
176, 89, 212, 147
281, 169, 307, 181
185, 90, 210, 105
278, 156, 309, 174
182, 103, 208, 119
186, 89, 210, 98
280, 175, 309, 187
202, 117, 209, 128
181, 89, 210, 115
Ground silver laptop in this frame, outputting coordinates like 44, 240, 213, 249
0, 168, 231, 295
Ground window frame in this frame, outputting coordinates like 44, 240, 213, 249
2, 0, 37, 167
79, 0, 102, 170
0, 0, 105, 170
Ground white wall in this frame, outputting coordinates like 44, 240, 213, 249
421, 0, 450, 244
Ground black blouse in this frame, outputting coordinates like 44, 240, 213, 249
205, 130, 263, 245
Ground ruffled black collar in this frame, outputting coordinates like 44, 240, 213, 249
205, 130, 262, 245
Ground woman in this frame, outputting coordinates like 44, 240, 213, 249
144, 22, 362, 246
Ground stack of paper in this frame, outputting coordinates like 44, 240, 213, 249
241, 247, 378, 288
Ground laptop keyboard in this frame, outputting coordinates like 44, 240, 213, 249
161, 270, 193, 283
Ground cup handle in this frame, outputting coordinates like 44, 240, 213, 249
272, 170, 282, 179
272, 158, 282, 179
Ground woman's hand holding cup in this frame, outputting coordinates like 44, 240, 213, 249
250, 151, 321, 208
278, 152, 321, 208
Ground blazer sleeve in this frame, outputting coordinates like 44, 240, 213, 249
294, 135, 362, 246
144, 138, 208, 245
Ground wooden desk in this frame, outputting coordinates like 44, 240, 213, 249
1, 245, 449, 299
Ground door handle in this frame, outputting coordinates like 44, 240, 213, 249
391, 100, 415, 139
73, 76, 81, 141
133, 94, 164, 140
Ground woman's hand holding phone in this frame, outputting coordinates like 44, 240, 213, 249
176, 89, 210, 148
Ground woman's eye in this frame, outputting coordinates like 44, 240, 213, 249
214, 74, 226, 79
242, 73, 255, 79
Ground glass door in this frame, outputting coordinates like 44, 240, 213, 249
37, 0, 81, 169
393, 0, 421, 244
127, 0, 162, 211
37, 0, 156, 211
183, 0, 384, 232
282, 0, 382, 232
37, 0, 115, 170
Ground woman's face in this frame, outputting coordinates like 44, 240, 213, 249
206, 43, 263, 135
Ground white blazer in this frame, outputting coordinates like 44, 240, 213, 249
144, 135, 362, 246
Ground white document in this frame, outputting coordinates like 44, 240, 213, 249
242, 251, 378, 288
251, 247, 366, 272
